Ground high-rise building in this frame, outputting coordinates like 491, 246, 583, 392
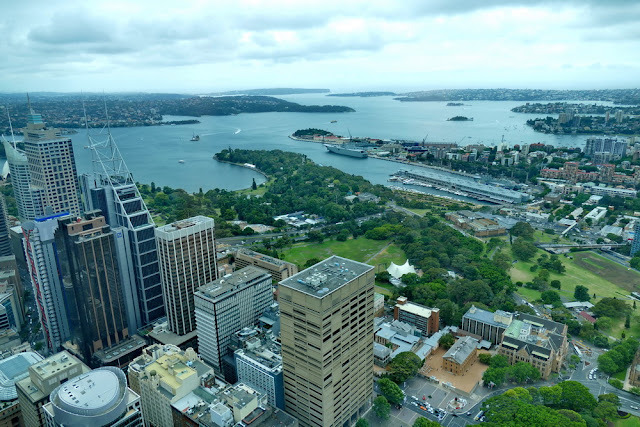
22, 213, 73, 351
16, 351, 90, 427
80, 127, 164, 328
156, 216, 218, 336
55, 212, 138, 364
22, 210, 139, 360
194, 266, 273, 373
3, 139, 41, 221
235, 338, 285, 410
279, 256, 375, 427
0, 194, 12, 257
42, 366, 143, 427
128, 344, 214, 427
20, 106, 80, 217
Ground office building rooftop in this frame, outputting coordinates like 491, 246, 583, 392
280, 255, 373, 297
196, 266, 271, 302
0, 352, 43, 401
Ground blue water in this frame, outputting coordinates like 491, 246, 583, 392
16, 95, 612, 193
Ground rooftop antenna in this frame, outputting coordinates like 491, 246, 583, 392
4, 107, 17, 148
27, 93, 34, 114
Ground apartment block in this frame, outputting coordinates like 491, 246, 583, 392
279, 256, 374, 427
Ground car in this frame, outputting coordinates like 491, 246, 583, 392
420, 406, 426, 411
467, 412, 472, 416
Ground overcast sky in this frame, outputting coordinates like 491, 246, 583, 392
2, 0, 639, 93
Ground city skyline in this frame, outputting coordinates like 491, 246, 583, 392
1, 0, 639, 93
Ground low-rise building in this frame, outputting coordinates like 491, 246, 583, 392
16, 351, 90, 427
442, 336, 479, 375
497, 313, 568, 380
0, 351, 43, 427
394, 297, 440, 336
234, 248, 298, 283
42, 366, 143, 426
461, 306, 513, 345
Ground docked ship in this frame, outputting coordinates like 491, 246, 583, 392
324, 144, 368, 158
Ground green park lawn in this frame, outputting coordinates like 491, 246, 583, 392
509, 248, 637, 302
615, 416, 640, 427
508, 244, 640, 340
283, 237, 393, 268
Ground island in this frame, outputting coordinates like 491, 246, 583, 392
447, 116, 473, 121
446, 102, 465, 106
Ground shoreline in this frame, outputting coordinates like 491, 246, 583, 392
213, 157, 269, 179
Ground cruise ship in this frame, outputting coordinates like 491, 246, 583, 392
324, 144, 368, 158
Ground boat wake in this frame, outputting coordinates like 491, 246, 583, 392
234, 128, 241, 135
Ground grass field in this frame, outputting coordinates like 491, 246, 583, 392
508, 248, 638, 301
508, 244, 640, 340
282, 237, 392, 268
615, 416, 640, 427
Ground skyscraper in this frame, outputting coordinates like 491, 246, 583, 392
21, 106, 80, 217
279, 256, 375, 427
22, 213, 72, 352
0, 194, 12, 256
3, 139, 40, 221
80, 125, 164, 328
156, 216, 218, 336
55, 212, 138, 364
194, 266, 273, 372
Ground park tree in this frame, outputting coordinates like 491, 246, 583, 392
377, 378, 405, 405
413, 418, 440, 427
541, 290, 562, 307
478, 353, 492, 364
388, 352, 422, 383
508, 362, 541, 384
355, 419, 369, 427
373, 396, 390, 419
512, 238, 537, 261
598, 393, 620, 407
511, 222, 535, 240
574, 285, 591, 302
438, 333, 456, 350
626, 314, 631, 329
490, 354, 510, 369
482, 367, 507, 387
557, 381, 597, 412
593, 401, 619, 422
593, 298, 631, 319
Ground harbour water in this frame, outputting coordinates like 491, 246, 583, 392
9, 95, 614, 194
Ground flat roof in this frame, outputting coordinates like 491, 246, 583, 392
56, 370, 121, 411
156, 215, 213, 234
279, 256, 373, 298
196, 266, 271, 302
397, 302, 432, 318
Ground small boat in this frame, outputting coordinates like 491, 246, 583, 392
190, 133, 200, 141
178, 160, 185, 163
330, 120, 338, 123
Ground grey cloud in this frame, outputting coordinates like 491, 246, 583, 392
28, 12, 113, 45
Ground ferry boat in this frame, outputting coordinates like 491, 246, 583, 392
190, 134, 200, 141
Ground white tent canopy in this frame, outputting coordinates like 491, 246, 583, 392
387, 260, 416, 279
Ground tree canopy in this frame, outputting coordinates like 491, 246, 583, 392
377, 378, 405, 405
373, 396, 390, 419
388, 351, 423, 383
